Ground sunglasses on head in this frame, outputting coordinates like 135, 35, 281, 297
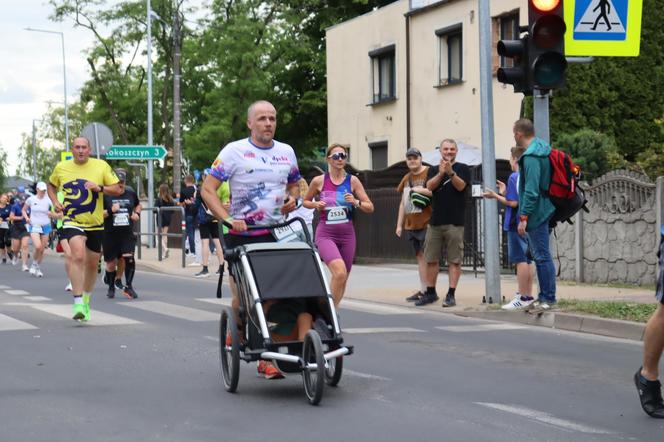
328, 152, 347, 161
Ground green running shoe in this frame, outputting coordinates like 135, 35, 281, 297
82, 294, 91, 321
72, 302, 86, 321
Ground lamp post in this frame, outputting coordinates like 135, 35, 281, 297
31, 119, 43, 183
24, 28, 70, 151
147, 0, 156, 245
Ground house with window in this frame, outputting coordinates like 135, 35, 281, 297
326, 0, 526, 170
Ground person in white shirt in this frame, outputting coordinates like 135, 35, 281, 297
22, 182, 54, 277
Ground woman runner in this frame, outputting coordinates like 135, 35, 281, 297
23, 182, 54, 277
0, 194, 11, 264
304, 144, 374, 306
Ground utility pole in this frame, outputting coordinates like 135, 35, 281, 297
172, 1, 182, 195
478, 0, 501, 304
147, 0, 155, 246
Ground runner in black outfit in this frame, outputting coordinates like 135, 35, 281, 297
102, 170, 141, 299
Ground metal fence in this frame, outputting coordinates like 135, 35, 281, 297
136, 206, 186, 268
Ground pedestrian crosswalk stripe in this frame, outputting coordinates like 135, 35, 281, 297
4, 303, 141, 326
121, 301, 219, 322
0, 285, 11, 289
196, 298, 232, 307
340, 299, 422, 315
24, 296, 52, 302
4, 290, 30, 296
436, 323, 527, 332
343, 327, 426, 334
0, 313, 38, 331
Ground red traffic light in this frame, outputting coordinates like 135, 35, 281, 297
530, 0, 561, 12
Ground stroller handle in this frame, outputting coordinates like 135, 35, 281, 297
220, 216, 313, 252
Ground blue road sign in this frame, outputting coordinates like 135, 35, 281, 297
573, 0, 628, 41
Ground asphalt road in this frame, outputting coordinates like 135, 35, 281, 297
1, 257, 663, 442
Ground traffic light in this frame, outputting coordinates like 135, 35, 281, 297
497, 34, 531, 94
528, 0, 567, 90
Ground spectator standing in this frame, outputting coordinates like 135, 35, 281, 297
194, 171, 224, 278
419, 139, 471, 307
514, 118, 556, 312
156, 183, 176, 258
179, 175, 198, 257
395, 148, 433, 303
634, 225, 664, 418
483, 145, 534, 310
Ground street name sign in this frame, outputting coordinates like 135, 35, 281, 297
106, 145, 167, 160
564, 0, 643, 56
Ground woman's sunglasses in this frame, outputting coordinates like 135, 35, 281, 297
328, 152, 347, 161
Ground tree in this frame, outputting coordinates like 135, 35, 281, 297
541, 0, 664, 162
0, 145, 8, 190
553, 129, 627, 182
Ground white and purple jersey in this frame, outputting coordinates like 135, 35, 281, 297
209, 138, 301, 226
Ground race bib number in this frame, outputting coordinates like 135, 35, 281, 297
113, 213, 130, 227
0, 221, 7, 229
325, 206, 349, 224
273, 222, 303, 243
31, 225, 43, 234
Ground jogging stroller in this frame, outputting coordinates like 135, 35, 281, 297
218, 217, 353, 405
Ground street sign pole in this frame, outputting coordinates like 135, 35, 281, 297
147, 0, 155, 247
533, 89, 550, 144
478, 0, 501, 304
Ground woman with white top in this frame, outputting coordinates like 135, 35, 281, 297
22, 182, 54, 277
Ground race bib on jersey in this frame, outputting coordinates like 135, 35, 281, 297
0, 221, 8, 229
273, 222, 303, 243
326, 206, 349, 224
113, 213, 130, 227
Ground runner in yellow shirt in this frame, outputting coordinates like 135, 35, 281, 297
47, 137, 122, 321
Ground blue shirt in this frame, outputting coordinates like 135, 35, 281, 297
10, 202, 23, 219
503, 172, 520, 231
0, 206, 10, 223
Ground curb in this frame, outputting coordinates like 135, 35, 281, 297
456, 310, 646, 341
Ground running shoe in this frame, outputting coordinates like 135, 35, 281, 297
36, 268, 43, 278
314, 316, 332, 339
11, 257, 18, 266
414, 292, 439, 306
72, 302, 86, 321
501, 294, 534, 311
65, 282, 72, 292
194, 268, 210, 278
262, 361, 285, 380
29, 264, 36, 276
22, 264, 30, 272
406, 291, 423, 302
2, 258, 6, 264
82, 294, 91, 321
635, 368, 664, 418
442, 294, 456, 308
257, 360, 267, 375
106, 286, 115, 299
114, 279, 124, 291
123, 287, 138, 299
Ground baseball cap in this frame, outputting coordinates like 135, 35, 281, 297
115, 169, 127, 182
406, 148, 421, 158
17, 186, 25, 193
36, 181, 47, 191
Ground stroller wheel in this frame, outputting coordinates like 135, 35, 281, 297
302, 330, 325, 405
325, 352, 343, 387
220, 309, 240, 392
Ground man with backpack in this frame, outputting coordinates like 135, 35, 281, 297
514, 118, 557, 312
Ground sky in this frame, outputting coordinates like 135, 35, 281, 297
0, 0, 103, 177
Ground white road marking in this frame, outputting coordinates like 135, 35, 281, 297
196, 298, 232, 307
0, 285, 11, 289
204, 335, 219, 342
4, 303, 141, 326
436, 323, 527, 332
340, 299, 422, 315
0, 313, 38, 331
121, 301, 219, 322
475, 402, 615, 435
4, 289, 30, 296
23, 296, 52, 302
343, 327, 426, 334
344, 369, 391, 381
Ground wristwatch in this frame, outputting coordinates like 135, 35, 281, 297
99, 185, 104, 193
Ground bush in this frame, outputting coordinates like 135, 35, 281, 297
553, 129, 627, 182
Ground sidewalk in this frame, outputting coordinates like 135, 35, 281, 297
134, 248, 654, 341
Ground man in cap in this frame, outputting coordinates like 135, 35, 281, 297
102, 168, 141, 299
396, 148, 432, 303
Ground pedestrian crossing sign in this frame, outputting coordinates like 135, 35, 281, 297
564, 0, 643, 56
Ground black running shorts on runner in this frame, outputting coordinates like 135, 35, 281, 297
103, 230, 137, 261
199, 221, 220, 240
0, 228, 10, 248
9, 222, 29, 240
60, 227, 104, 253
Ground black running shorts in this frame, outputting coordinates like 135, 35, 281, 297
199, 221, 220, 240
102, 230, 137, 261
60, 227, 104, 253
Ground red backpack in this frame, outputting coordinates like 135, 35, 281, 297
547, 148, 589, 227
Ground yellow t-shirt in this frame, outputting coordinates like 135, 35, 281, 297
49, 158, 119, 230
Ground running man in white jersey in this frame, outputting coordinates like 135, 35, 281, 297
22, 182, 54, 277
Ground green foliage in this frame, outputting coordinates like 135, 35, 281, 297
0, 146, 8, 190
14, 127, 63, 182
635, 118, 664, 179
553, 129, 626, 182
526, 0, 664, 164
557, 299, 657, 323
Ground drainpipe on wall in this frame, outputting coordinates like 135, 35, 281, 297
405, 13, 411, 151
